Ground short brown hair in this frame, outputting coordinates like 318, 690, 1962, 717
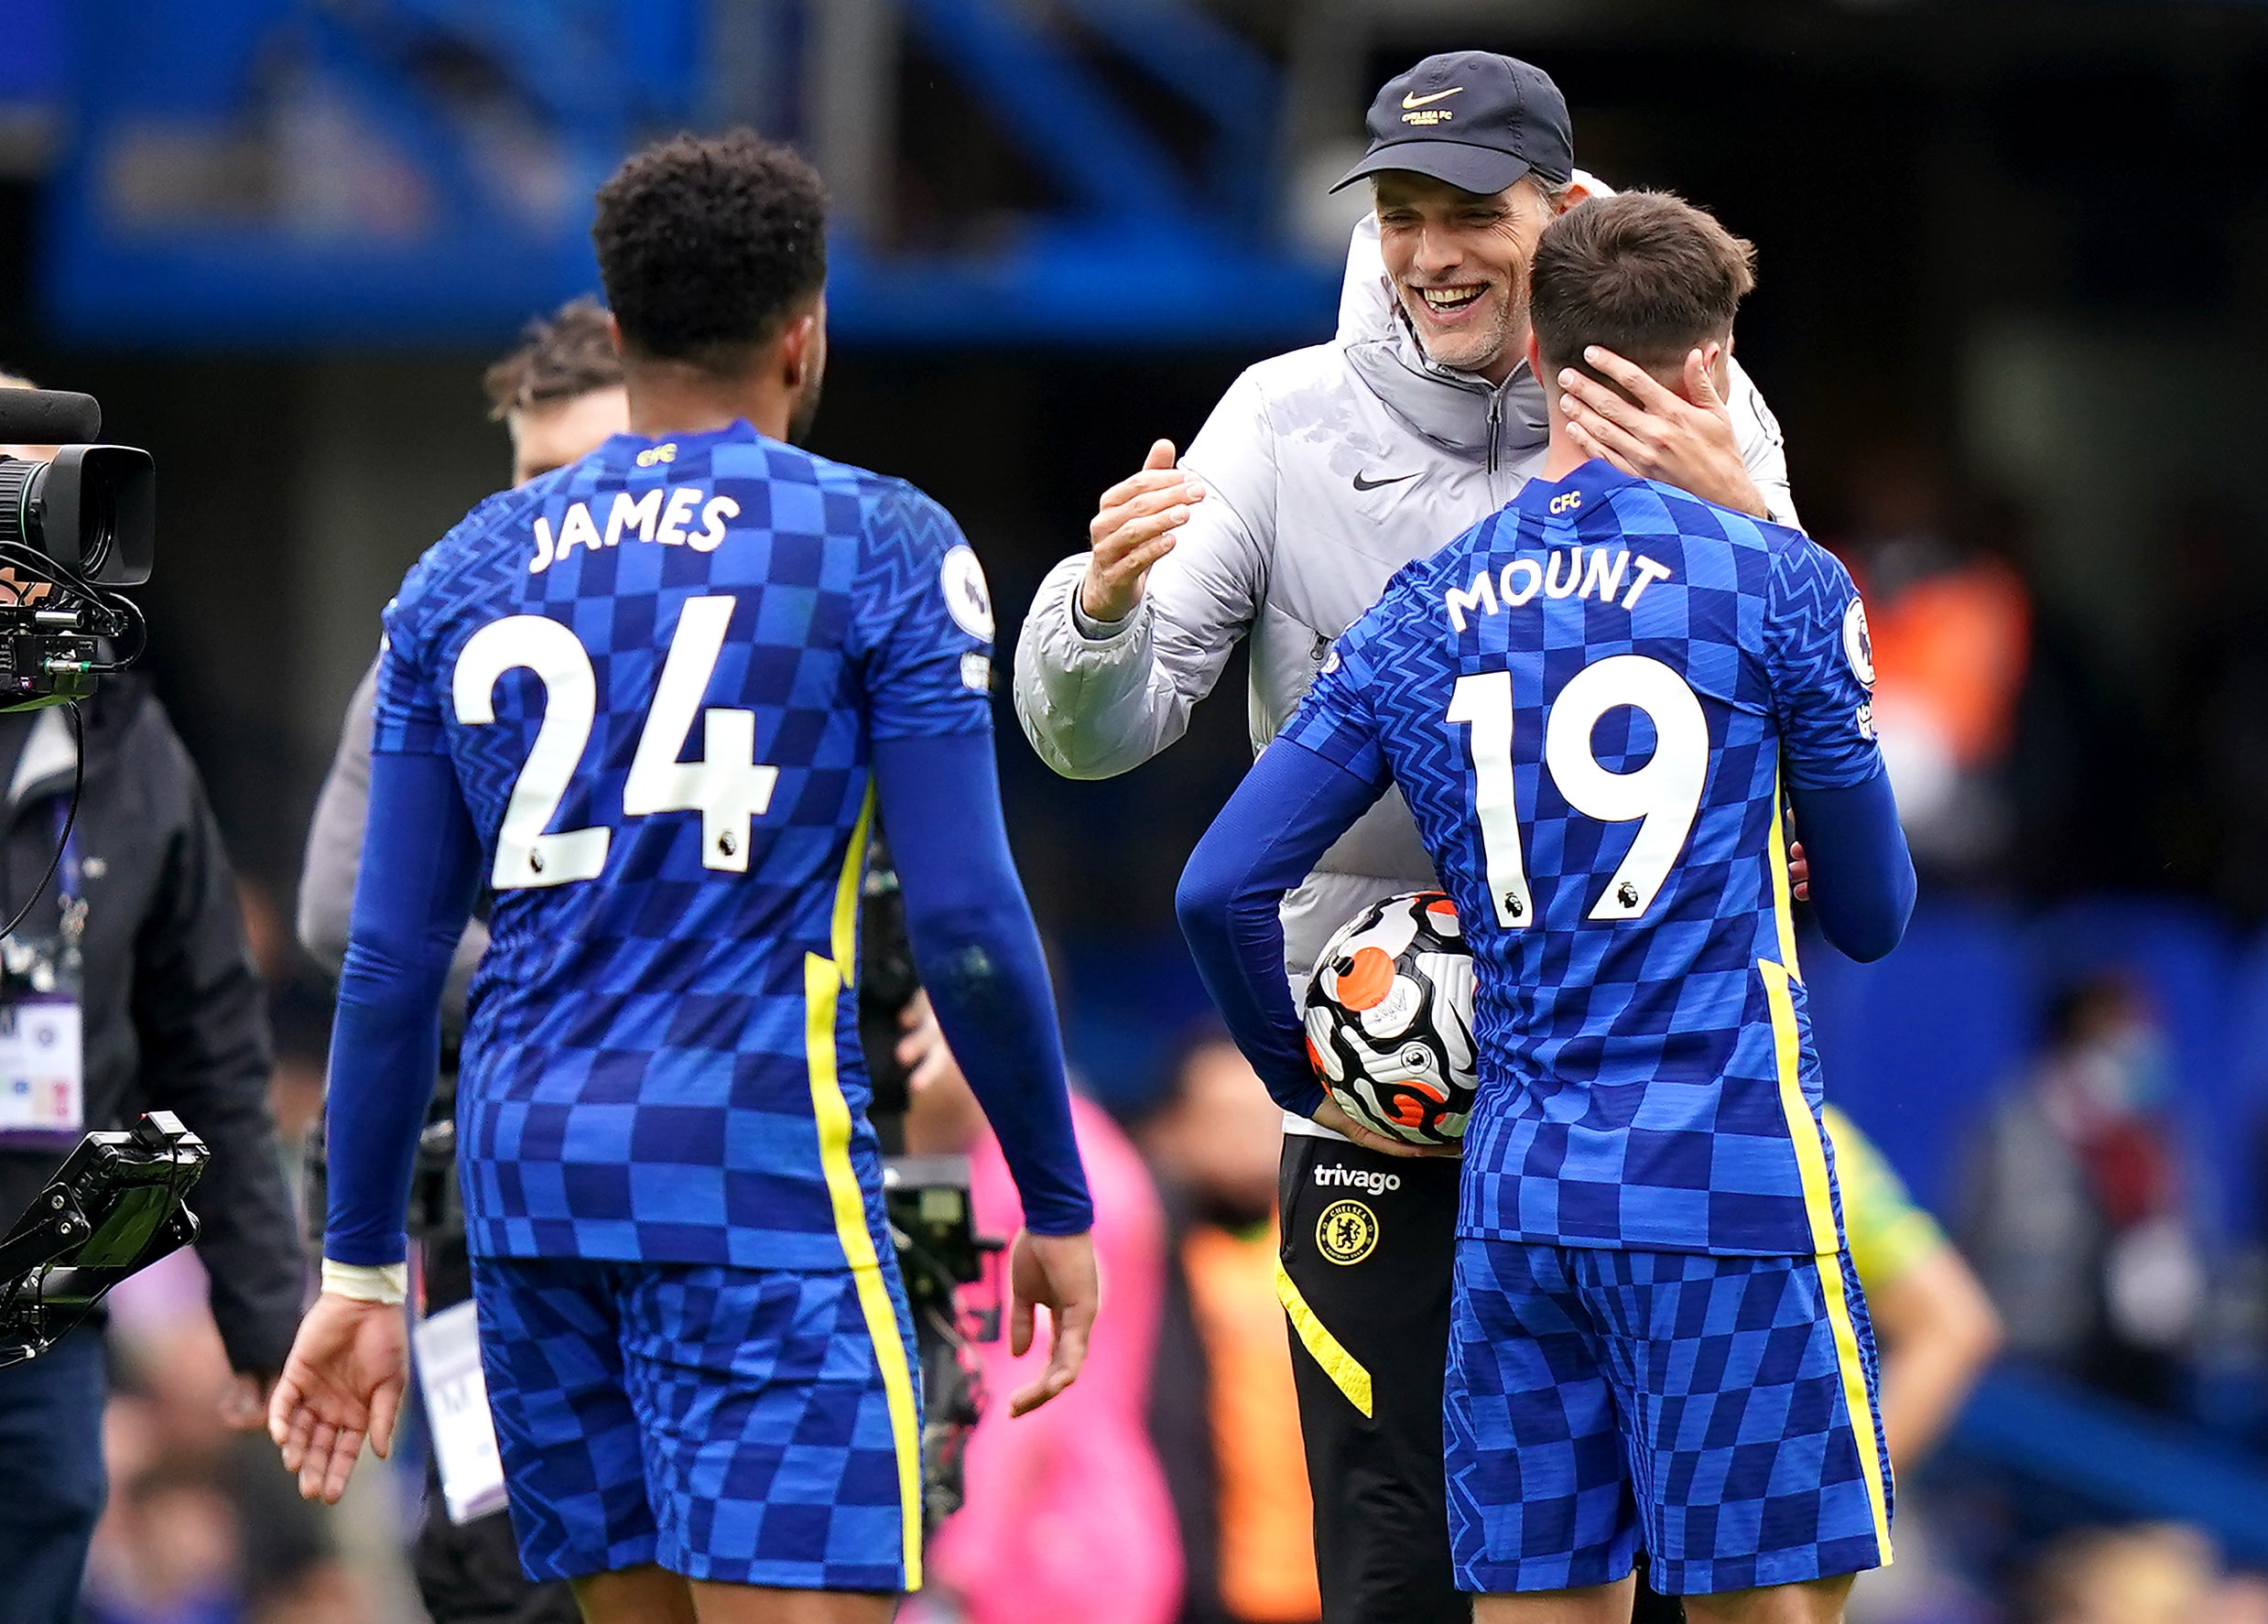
481, 296, 624, 421
1529, 191, 1756, 380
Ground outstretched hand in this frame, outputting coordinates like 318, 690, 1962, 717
266, 1293, 408, 1504
1004, 1227, 1100, 1416
1557, 346, 1768, 519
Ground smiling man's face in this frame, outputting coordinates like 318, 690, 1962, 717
1374, 170, 1558, 383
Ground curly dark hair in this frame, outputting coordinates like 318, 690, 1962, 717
480, 296, 624, 421
591, 130, 829, 372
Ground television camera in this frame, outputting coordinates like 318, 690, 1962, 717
0, 387, 154, 714
0, 388, 154, 951
860, 840, 1006, 1528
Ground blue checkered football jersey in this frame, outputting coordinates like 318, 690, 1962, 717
1283, 459, 1884, 1258
373, 421, 995, 1268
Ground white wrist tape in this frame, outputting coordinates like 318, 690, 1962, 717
321, 1259, 409, 1306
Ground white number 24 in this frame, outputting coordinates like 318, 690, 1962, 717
1446, 655, 1709, 928
452, 595, 777, 891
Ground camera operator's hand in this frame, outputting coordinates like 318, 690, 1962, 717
266, 1292, 408, 1504
1005, 1227, 1099, 1417
896, 991, 969, 1099
219, 1371, 278, 1432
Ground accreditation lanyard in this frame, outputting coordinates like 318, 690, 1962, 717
0, 799, 89, 1142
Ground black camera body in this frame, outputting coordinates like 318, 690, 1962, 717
859, 834, 1005, 1530
884, 1153, 1004, 1528
0, 390, 156, 714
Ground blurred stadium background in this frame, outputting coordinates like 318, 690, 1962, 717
8, 1, 2268, 1620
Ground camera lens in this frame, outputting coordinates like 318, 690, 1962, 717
76, 480, 114, 577
0, 447, 153, 586
0, 455, 36, 552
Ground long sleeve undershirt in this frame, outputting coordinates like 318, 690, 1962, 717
323, 751, 482, 1267
1176, 742, 1388, 1117
872, 731, 1091, 1235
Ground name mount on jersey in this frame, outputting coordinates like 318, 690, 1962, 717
1443, 546, 1675, 632
528, 485, 743, 574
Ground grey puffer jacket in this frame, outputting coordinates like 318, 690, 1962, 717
1015, 214, 1796, 1026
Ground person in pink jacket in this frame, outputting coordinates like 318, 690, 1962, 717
900, 995, 1183, 1624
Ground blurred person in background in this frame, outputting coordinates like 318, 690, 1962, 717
1827, 1107, 2003, 1468
2024, 1524, 2228, 1624
296, 296, 626, 1624
904, 991, 1180, 1624
0, 372, 305, 1623
298, 294, 627, 992
1016, 50, 1802, 1623
1960, 973, 2207, 1411
1139, 1024, 1321, 1624
1826, 1107, 2001, 1624
1829, 443, 2032, 884
82, 1233, 360, 1624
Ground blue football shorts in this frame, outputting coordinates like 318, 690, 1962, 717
1446, 1238, 1894, 1597
469, 1254, 924, 1591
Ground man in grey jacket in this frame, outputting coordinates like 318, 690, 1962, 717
1015, 52, 1799, 1624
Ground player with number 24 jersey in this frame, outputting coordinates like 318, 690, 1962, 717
372, 425, 995, 1268
285, 136, 1095, 1612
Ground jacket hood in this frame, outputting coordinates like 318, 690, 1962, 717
1329, 213, 1547, 462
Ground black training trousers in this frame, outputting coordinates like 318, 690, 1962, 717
1277, 1131, 1467, 1624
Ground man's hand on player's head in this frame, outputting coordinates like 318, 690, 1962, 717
1004, 1228, 1100, 1416
1311, 1097, 1460, 1160
1557, 346, 1769, 519
267, 1292, 409, 1505
1079, 438, 1206, 625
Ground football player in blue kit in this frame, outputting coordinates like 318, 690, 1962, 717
1178, 191, 1915, 1624
267, 132, 1099, 1624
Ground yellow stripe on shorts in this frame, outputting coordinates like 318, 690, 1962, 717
1275, 1260, 1373, 1419
1761, 958, 1894, 1566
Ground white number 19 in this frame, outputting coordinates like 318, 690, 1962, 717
1447, 655, 1709, 928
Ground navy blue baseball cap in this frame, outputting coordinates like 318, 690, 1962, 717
1331, 51, 1575, 197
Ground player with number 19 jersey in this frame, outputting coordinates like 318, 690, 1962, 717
1283, 457, 1882, 1261
1185, 454, 1908, 1597
374, 419, 993, 1271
